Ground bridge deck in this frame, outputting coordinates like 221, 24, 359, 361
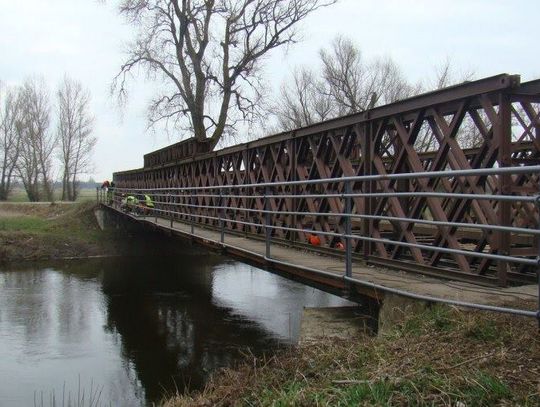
105, 205, 537, 308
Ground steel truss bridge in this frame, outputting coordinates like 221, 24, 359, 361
106, 73, 540, 321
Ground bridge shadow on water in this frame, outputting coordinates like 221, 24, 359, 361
100, 255, 283, 401
96, 227, 361, 404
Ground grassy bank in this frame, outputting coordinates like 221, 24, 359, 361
0, 201, 117, 263
164, 304, 539, 406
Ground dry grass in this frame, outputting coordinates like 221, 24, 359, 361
163, 303, 539, 406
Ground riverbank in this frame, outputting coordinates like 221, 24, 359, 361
164, 303, 539, 406
0, 202, 119, 263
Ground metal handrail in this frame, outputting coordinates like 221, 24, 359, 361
111, 189, 539, 203
108, 199, 540, 237
114, 204, 536, 266
98, 165, 540, 324
112, 164, 540, 191
100, 202, 540, 321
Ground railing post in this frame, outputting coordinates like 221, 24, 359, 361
265, 186, 272, 259
191, 190, 195, 236
219, 187, 225, 244
154, 189, 158, 223
345, 180, 352, 278
170, 190, 173, 229
536, 191, 540, 330
96, 187, 99, 204
497, 93, 512, 287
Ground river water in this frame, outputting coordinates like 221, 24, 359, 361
0, 244, 354, 406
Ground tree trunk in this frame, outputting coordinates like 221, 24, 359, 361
70, 173, 78, 201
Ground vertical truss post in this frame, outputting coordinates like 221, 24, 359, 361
497, 93, 512, 287
361, 122, 374, 260
367, 140, 374, 260
345, 180, 352, 278
265, 186, 272, 259
243, 147, 249, 239
219, 187, 225, 244
292, 136, 298, 245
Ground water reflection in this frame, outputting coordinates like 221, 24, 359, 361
0, 249, 355, 406
0, 266, 140, 406
212, 263, 352, 341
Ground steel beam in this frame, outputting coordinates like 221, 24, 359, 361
112, 74, 540, 285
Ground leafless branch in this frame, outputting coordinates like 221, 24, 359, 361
112, 0, 336, 148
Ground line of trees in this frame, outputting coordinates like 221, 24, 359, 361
274, 36, 464, 129
274, 36, 420, 130
273, 36, 481, 151
0, 75, 95, 202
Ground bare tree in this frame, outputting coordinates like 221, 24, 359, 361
275, 36, 418, 131
17, 79, 56, 202
0, 85, 23, 200
428, 58, 475, 91
275, 68, 334, 130
320, 36, 416, 115
57, 76, 96, 201
414, 59, 477, 152
114, 0, 336, 149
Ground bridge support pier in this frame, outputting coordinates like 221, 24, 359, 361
94, 206, 121, 231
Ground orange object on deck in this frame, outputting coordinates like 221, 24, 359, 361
308, 234, 321, 246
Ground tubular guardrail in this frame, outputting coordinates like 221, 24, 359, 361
98, 165, 540, 325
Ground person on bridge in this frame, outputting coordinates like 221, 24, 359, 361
137, 194, 154, 215
143, 194, 154, 214
120, 193, 126, 209
124, 195, 139, 213
107, 181, 115, 205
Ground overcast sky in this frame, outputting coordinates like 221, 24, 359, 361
1, 0, 538, 182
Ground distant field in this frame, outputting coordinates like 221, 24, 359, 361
6, 187, 98, 203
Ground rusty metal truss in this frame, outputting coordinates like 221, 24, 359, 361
114, 74, 540, 286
